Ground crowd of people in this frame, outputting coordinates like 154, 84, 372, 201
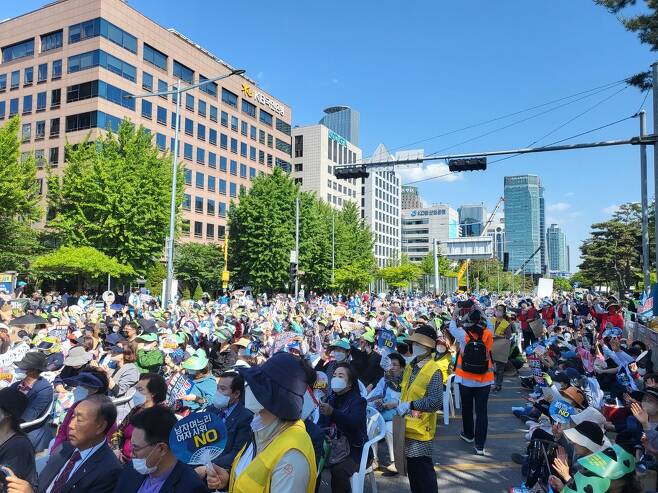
0, 286, 654, 493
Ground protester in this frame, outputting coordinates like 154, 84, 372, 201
0, 387, 37, 489
102, 342, 139, 422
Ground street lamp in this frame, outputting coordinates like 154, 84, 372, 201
127, 68, 245, 307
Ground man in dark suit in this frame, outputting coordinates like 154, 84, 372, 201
11, 352, 54, 452
6, 394, 121, 493
113, 406, 208, 493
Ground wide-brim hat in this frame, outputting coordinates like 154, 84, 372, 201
564, 421, 611, 454
63, 346, 92, 367
15, 351, 48, 372
559, 386, 586, 409
136, 333, 158, 343
329, 338, 350, 351
237, 351, 306, 420
406, 324, 437, 349
605, 300, 621, 310
63, 371, 104, 389
46, 352, 64, 372
571, 406, 606, 427
0, 387, 28, 421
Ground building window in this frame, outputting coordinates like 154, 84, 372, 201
141, 99, 152, 119
209, 128, 217, 145
276, 158, 291, 172
197, 123, 206, 141
142, 71, 153, 92
10, 71, 19, 90
231, 116, 238, 132
249, 167, 256, 180
195, 196, 204, 212
65, 111, 97, 132
49, 118, 60, 138
210, 105, 218, 122
38, 63, 48, 83
24, 67, 33, 86
241, 121, 248, 136
143, 43, 168, 71
294, 163, 303, 172
183, 143, 193, 160
230, 160, 237, 175
9, 98, 18, 117
196, 148, 205, 164
267, 134, 273, 148
208, 175, 216, 191
157, 106, 167, 125
66, 80, 98, 102
182, 219, 190, 236
156, 133, 166, 150
182, 194, 191, 210
240, 142, 247, 157
209, 150, 217, 168
198, 100, 207, 117
259, 109, 273, 126
242, 99, 256, 118
173, 60, 194, 83
206, 223, 215, 238
184, 168, 192, 185
249, 146, 256, 161
194, 221, 203, 238
267, 153, 273, 167
69, 18, 136, 53
220, 133, 228, 149
185, 93, 194, 111
41, 30, 63, 52
51, 88, 61, 108
2, 38, 35, 63
221, 111, 228, 127
198, 75, 217, 97
259, 129, 265, 144
230, 138, 238, 154
36, 92, 47, 112
294, 135, 303, 157
250, 125, 257, 140
0, 101, 5, 119
68, 50, 136, 82
219, 179, 227, 195
221, 88, 238, 107
276, 118, 291, 136
258, 150, 264, 164
240, 163, 247, 178
229, 182, 237, 197
207, 199, 215, 216
196, 171, 204, 189
276, 138, 292, 155
49, 147, 59, 165
184, 118, 193, 135
158, 80, 168, 99
219, 202, 226, 217
0, 74, 5, 92
23, 95, 32, 115
220, 157, 227, 172
21, 123, 31, 142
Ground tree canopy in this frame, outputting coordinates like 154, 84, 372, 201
31, 246, 135, 280
46, 120, 183, 275
174, 243, 224, 294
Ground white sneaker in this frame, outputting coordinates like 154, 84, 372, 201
475, 447, 485, 455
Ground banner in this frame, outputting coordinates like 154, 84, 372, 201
377, 328, 397, 351
527, 355, 546, 386
549, 400, 575, 424
166, 373, 193, 407
169, 412, 227, 465
537, 278, 554, 298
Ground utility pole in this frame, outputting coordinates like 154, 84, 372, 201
295, 197, 300, 300
331, 212, 335, 284
640, 109, 650, 292
433, 238, 440, 296
653, 62, 658, 284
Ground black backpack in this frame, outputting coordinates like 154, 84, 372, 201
461, 329, 489, 374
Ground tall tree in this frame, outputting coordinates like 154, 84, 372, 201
174, 243, 224, 294
0, 117, 42, 271
46, 120, 183, 275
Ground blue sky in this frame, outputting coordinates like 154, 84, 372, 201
9, 0, 657, 270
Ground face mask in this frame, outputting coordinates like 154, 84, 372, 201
364, 345, 372, 354
333, 351, 347, 362
412, 344, 429, 359
132, 446, 159, 475
436, 345, 447, 354
639, 368, 647, 376
132, 391, 146, 407
244, 386, 264, 414
14, 370, 26, 381
403, 355, 414, 364
495, 310, 504, 318
213, 392, 230, 409
301, 389, 317, 421
73, 386, 89, 402
331, 376, 347, 393
107, 360, 118, 370
186, 370, 198, 378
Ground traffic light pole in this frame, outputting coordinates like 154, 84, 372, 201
640, 109, 650, 292
653, 62, 658, 285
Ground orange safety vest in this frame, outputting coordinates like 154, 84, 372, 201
455, 328, 495, 384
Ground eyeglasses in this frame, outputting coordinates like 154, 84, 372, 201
131, 442, 157, 455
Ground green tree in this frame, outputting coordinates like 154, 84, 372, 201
193, 283, 204, 299
379, 255, 421, 290
552, 277, 573, 292
334, 201, 375, 270
174, 243, 224, 294
145, 262, 166, 297
0, 117, 42, 271
31, 246, 134, 289
333, 261, 375, 294
419, 251, 451, 277
46, 120, 183, 275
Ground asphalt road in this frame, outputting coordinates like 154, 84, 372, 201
321, 370, 529, 493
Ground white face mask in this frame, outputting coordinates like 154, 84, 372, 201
301, 388, 318, 421
436, 345, 447, 354
213, 391, 230, 409
412, 344, 429, 359
403, 355, 414, 364
333, 351, 347, 362
132, 446, 158, 475
331, 376, 347, 393
132, 391, 146, 407
73, 386, 89, 402
244, 386, 264, 414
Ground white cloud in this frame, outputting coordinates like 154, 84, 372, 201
398, 163, 461, 184
547, 202, 571, 212
602, 204, 619, 215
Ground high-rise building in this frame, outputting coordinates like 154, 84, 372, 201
362, 144, 403, 268
504, 175, 543, 274
0, 0, 292, 244
401, 204, 459, 262
547, 224, 568, 273
486, 213, 506, 262
319, 106, 359, 145
540, 189, 547, 274
459, 203, 487, 237
402, 185, 423, 210
291, 124, 361, 209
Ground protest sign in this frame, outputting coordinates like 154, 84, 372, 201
492, 338, 511, 363
377, 328, 397, 351
272, 332, 297, 353
530, 319, 545, 339
527, 355, 546, 386
169, 412, 227, 465
166, 373, 193, 407
537, 278, 554, 298
48, 327, 68, 341
549, 400, 575, 424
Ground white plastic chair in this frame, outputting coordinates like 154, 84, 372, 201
442, 374, 456, 425
449, 373, 461, 410
20, 399, 55, 431
350, 406, 385, 493
110, 387, 136, 407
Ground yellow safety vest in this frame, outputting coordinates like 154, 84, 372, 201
436, 352, 451, 385
400, 358, 443, 441
228, 420, 317, 493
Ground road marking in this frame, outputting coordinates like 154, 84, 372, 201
453, 413, 511, 418
434, 461, 517, 471
436, 433, 521, 441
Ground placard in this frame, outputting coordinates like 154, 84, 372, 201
48, 327, 68, 341
377, 328, 397, 351
530, 319, 545, 338
527, 355, 546, 386
549, 400, 575, 424
169, 412, 227, 465
491, 338, 512, 363
537, 278, 554, 299
166, 373, 193, 407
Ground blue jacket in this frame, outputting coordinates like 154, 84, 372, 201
113, 460, 209, 493
210, 402, 253, 471
11, 377, 54, 452
320, 387, 368, 462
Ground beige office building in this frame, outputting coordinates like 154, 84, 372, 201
0, 0, 292, 243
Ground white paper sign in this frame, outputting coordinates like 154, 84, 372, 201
537, 278, 554, 299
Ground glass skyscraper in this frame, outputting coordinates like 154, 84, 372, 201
547, 224, 568, 273
459, 203, 487, 237
503, 175, 544, 274
319, 106, 360, 145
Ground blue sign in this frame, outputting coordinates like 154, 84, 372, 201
549, 400, 575, 424
377, 328, 397, 351
169, 412, 227, 465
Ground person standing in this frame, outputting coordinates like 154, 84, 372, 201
489, 304, 511, 392
397, 324, 443, 493
449, 309, 494, 455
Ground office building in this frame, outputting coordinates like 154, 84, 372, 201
401, 204, 459, 262
547, 223, 568, 274
319, 105, 359, 146
0, 0, 292, 243
486, 213, 506, 262
459, 203, 487, 237
540, 189, 547, 274
291, 124, 361, 209
402, 185, 423, 210
362, 143, 403, 267
503, 175, 543, 274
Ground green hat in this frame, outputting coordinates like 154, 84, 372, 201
396, 335, 407, 344
136, 333, 158, 342
214, 324, 235, 342
182, 349, 209, 371
577, 445, 635, 480
173, 332, 188, 344
361, 331, 375, 344
329, 338, 350, 351
561, 471, 611, 493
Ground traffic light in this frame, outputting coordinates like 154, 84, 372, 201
448, 157, 487, 172
289, 263, 298, 286
334, 165, 370, 180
